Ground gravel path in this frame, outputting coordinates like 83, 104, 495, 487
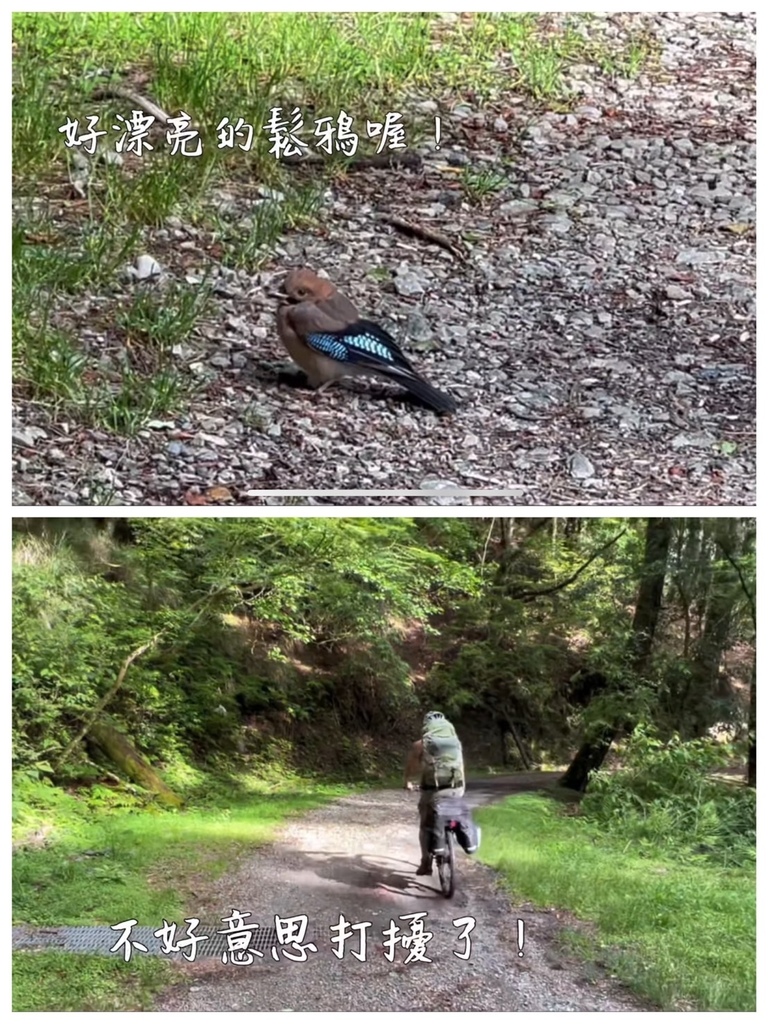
13, 12, 755, 506
155, 776, 651, 1012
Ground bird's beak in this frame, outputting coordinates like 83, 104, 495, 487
267, 288, 289, 301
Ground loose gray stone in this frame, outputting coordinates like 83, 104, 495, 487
663, 370, 695, 384
676, 248, 723, 265
406, 311, 434, 345
539, 214, 572, 235
98, 149, 123, 167
499, 200, 537, 217
544, 191, 578, 208
671, 432, 717, 450
446, 150, 471, 166
394, 271, 428, 298
450, 103, 474, 120
257, 186, 285, 203
133, 254, 162, 280
569, 452, 596, 478
13, 427, 47, 447
594, 234, 616, 251
665, 285, 690, 300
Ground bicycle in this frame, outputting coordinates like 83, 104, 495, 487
433, 813, 458, 899
408, 784, 463, 898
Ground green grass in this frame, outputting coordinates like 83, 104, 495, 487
13, 770, 354, 925
476, 793, 755, 1012
12, 951, 174, 1012
12, 768, 355, 1010
12, 11, 651, 439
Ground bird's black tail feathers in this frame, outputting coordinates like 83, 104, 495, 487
399, 374, 457, 415
330, 319, 457, 414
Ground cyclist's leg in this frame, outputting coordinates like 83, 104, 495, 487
432, 802, 447, 855
417, 791, 435, 874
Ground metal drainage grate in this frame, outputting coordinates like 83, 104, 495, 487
13, 923, 325, 961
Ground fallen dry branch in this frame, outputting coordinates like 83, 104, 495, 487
377, 212, 468, 261
54, 633, 163, 769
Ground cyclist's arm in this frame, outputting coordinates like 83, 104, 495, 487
403, 739, 423, 787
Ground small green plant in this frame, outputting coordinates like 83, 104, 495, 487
460, 166, 508, 203
115, 281, 211, 350
717, 440, 738, 457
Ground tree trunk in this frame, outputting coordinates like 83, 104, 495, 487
559, 727, 615, 792
499, 517, 514, 552
682, 519, 739, 737
495, 706, 533, 769
559, 518, 672, 792
630, 518, 673, 669
88, 720, 183, 808
563, 518, 582, 538
506, 718, 533, 769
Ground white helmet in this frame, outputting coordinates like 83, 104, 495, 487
423, 710, 445, 725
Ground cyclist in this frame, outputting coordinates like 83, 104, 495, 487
403, 711, 466, 875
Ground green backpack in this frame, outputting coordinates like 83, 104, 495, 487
422, 718, 464, 789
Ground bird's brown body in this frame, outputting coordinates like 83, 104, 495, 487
273, 267, 457, 413
277, 271, 361, 388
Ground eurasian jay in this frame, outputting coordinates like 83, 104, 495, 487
273, 267, 457, 414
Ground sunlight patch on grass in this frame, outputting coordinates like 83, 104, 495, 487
13, 772, 351, 928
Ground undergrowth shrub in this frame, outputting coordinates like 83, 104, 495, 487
580, 725, 755, 867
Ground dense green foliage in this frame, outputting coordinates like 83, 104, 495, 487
12, 518, 483, 777
580, 726, 755, 867
12, 517, 754, 784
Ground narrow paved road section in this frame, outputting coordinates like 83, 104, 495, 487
156, 775, 648, 1011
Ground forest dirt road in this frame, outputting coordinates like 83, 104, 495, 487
156, 773, 650, 1011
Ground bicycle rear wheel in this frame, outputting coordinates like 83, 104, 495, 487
437, 829, 455, 898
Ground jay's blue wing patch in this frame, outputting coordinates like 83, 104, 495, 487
305, 320, 412, 371
303, 317, 457, 414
